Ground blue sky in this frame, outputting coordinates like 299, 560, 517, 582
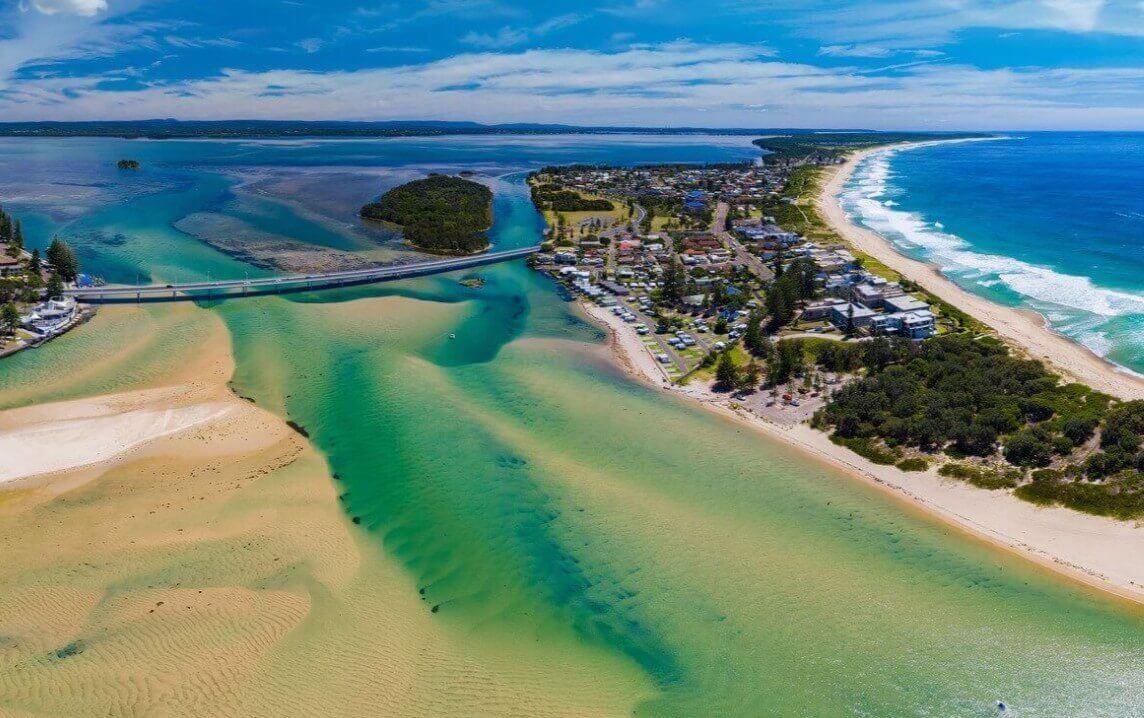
1, 0, 1141, 129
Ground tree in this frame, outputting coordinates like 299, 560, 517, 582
46, 237, 79, 283
11, 220, 22, 251
738, 361, 762, 392
661, 257, 685, 305
715, 351, 740, 391
1003, 428, 1054, 467
29, 248, 41, 275
713, 317, 729, 334
46, 273, 64, 300
765, 279, 797, 329
772, 244, 786, 278
769, 339, 805, 386
743, 312, 764, 353
1, 302, 19, 336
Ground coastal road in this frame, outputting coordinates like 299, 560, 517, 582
601, 201, 646, 239
714, 202, 775, 282
67, 246, 541, 303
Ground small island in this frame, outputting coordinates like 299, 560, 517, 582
116, 159, 140, 170
360, 174, 492, 255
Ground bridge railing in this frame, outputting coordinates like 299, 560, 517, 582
66, 246, 541, 303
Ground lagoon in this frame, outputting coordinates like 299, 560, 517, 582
1, 134, 1142, 716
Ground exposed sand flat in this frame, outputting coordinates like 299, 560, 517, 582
582, 302, 1144, 606
0, 299, 652, 717
0, 395, 234, 484
819, 144, 1144, 401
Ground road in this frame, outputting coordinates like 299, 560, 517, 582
714, 201, 774, 282
66, 246, 541, 303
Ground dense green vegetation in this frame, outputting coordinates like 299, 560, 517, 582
810, 334, 1144, 518
116, 159, 140, 170
764, 258, 817, 329
361, 174, 493, 255
753, 132, 986, 165
1, 205, 24, 256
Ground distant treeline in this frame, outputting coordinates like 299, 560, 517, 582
0, 120, 874, 140
531, 185, 614, 212
536, 162, 752, 175
812, 334, 1144, 519
361, 174, 492, 255
754, 132, 990, 164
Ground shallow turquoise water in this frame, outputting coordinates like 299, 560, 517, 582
2, 135, 1142, 716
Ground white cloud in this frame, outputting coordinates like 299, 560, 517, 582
1037, 0, 1107, 31
27, 0, 108, 16
1, 42, 1140, 130
297, 37, 324, 54
460, 26, 530, 49
460, 12, 583, 48
790, 0, 1141, 45
818, 44, 893, 58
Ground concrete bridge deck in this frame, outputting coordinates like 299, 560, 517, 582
65, 246, 540, 303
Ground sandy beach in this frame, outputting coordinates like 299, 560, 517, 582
819, 143, 1144, 402
580, 298, 1144, 606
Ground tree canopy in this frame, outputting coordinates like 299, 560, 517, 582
361, 174, 493, 255
46, 237, 80, 282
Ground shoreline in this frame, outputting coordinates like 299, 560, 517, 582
576, 303, 1144, 608
819, 142, 1144, 401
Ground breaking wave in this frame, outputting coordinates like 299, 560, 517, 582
841, 146, 1144, 372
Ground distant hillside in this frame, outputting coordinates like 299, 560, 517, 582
361, 175, 493, 255
0, 120, 874, 140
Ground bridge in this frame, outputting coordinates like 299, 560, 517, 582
65, 246, 541, 303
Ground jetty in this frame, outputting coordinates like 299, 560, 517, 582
65, 246, 540, 303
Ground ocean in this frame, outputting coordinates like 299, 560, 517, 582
842, 132, 1144, 375
1, 134, 1142, 716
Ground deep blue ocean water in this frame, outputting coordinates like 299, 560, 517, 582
842, 133, 1144, 374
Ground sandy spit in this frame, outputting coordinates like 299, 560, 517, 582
579, 300, 1144, 606
0, 299, 653, 717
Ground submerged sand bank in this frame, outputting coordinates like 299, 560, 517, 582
819, 144, 1144, 401
0, 299, 651, 717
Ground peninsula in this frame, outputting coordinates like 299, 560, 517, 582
360, 174, 493, 255
529, 136, 1144, 603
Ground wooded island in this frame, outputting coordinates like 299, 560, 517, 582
361, 174, 493, 255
